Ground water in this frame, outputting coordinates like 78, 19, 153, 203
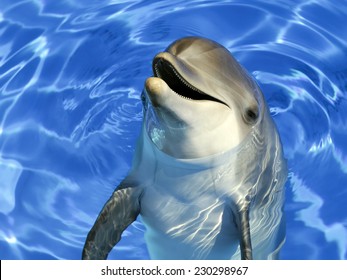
0, 0, 346, 260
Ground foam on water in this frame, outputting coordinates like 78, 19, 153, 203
0, 0, 346, 259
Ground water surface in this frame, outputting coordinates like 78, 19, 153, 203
0, 0, 347, 259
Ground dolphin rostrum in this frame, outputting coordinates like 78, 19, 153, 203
82, 36, 287, 260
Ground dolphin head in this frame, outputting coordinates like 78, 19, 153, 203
143, 36, 264, 158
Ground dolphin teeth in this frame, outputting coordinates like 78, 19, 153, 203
154, 62, 192, 100
153, 58, 223, 103
154, 60, 191, 99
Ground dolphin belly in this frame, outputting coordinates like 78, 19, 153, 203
141, 189, 240, 259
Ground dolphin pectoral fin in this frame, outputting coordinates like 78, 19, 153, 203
238, 208, 253, 260
82, 186, 141, 260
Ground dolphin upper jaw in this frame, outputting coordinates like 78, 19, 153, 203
151, 52, 229, 106
144, 50, 236, 131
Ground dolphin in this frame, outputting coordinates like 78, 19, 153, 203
82, 36, 287, 260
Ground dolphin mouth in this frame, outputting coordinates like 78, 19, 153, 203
153, 57, 226, 105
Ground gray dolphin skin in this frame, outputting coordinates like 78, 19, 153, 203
82, 36, 287, 260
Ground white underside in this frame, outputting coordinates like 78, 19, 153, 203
127, 119, 287, 259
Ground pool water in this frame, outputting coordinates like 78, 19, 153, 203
0, 0, 347, 260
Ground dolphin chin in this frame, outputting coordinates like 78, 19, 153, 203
82, 36, 287, 260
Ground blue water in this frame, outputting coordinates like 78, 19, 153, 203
0, 0, 347, 260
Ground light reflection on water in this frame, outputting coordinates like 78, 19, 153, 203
0, 0, 346, 259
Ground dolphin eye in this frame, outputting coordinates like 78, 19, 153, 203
244, 107, 258, 124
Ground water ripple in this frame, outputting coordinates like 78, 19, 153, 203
289, 173, 347, 259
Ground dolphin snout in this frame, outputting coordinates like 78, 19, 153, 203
145, 77, 169, 107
